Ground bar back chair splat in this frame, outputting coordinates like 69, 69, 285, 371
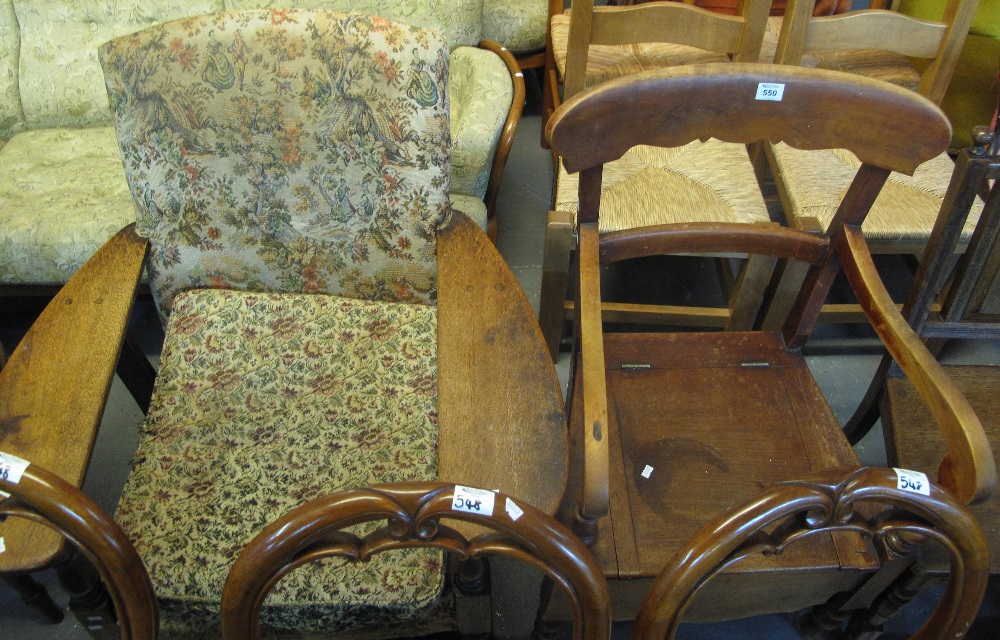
539, 61, 994, 627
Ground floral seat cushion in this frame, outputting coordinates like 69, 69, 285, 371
0, 127, 134, 284
556, 140, 772, 232
116, 288, 447, 637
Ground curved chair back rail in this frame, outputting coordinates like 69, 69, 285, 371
546, 62, 951, 177
220, 482, 611, 640
632, 467, 990, 640
0, 456, 157, 639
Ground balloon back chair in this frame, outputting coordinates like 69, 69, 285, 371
221, 482, 611, 640
632, 467, 989, 639
534, 61, 994, 632
0, 9, 567, 638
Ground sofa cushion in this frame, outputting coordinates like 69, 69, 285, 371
222, 0, 483, 49
899, 0, 1000, 39
100, 11, 451, 316
0, 0, 24, 144
450, 46, 512, 204
450, 193, 487, 231
116, 288, 449, 638
0, 127, 135, 285
13, 0, 225, 130
482, 0, 547, 55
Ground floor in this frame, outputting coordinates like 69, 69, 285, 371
2, 71, 999, 639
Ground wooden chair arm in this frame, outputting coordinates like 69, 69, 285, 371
220, 482, 610, 640
839, 226, 996, 504
478, 39, 526, 243
0, 224, 148, 572
577, 223, 610, 521
633, 467, 989, 640
0, 458, 157, 638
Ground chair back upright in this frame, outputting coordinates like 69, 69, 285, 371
773, 0, 980, 104
562, 0, 772, 100
99, 10, 452, 317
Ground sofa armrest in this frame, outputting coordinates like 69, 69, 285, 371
448, 42, 525, 241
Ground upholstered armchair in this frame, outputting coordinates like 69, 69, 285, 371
0, 0, 522, 297
0, 10, 565, 637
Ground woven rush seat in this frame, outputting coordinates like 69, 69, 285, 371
549, 11, 729, 91
115, 288, 448, 638
554, 140, 772, 232
770, 144, 983, 251
759, 16, 920, 89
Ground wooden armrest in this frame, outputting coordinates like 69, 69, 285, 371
478, 39, 526, 243
577, 223, 610, 520
839, 226, 996, 504
437, 212, 568, 533
0, 224, 148, 568
0, 461, 157, 636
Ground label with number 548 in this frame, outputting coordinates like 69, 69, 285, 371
452, 485, 496, 516
894, 468, 931, 496
0, 451, 29, 485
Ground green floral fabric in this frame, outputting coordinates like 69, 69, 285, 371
450, 46, 511, 203
221, 0, 483, 50
100, 11, 451, 316
450, 193, 487, 231
483, 0, 547, 55
117, 288, 449, 638
0, 0, 24, 143
0, 127, 135, 284
13, 0, 225, 130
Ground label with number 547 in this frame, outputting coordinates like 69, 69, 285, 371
894, 468, 931, 496
452, 485, 496, 516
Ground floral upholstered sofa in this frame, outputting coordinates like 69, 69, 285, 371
0, 0, 520, 290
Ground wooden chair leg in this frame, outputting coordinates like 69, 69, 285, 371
727, 253, 779, 331
57, 553, 117, 638
539, 209, 575, 359
2, 573, 64, 623
454, 557, 492, 639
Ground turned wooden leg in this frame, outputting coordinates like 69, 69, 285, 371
845, 564, 940, 639
529, 577, 568, 640
454, 557, 491, 639
3, 573, 64, 623
57, 553, 117, 638
796, 591, 852, 640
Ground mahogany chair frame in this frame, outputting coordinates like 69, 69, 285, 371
632, 467, 990, 639
221, 482, 611, 640
540, 62, 994, 628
